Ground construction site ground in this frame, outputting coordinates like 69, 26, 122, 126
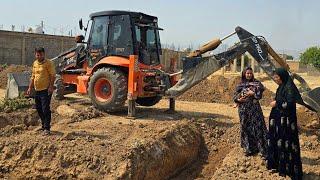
0, 66, 319, 179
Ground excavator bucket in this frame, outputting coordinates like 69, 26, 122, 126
165, 43, 248, 97
6, 72, 32, 99
302, 87, 320, 115
291, 73, 320, 114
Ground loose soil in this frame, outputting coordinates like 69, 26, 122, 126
0, 72, 319, 179
177, 75, 275, 106
0, 98, 202, 179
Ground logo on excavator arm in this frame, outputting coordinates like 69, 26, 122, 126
250, 36, 265, 61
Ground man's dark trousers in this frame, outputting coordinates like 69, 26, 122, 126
35, 89, 52, 131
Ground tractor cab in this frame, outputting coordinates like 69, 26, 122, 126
83, 11, 162, 67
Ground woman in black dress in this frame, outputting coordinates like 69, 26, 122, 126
267, 68, 303, 179
234, 67, 268, 157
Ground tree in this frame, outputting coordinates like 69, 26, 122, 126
300, 46, 320, 70
287, 55, 294, 60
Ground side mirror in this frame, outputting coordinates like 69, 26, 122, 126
79, 19, 83, 30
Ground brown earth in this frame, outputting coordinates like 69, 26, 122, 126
0, 121, 201, 179
297, 107, 320, 127
0, 98, 202, 179
177, 75, 275, 106
0, 65, 31, 89
0, 72, 319, 179
0, 98, 319, 179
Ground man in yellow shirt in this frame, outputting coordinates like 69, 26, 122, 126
27, 47, 56, 135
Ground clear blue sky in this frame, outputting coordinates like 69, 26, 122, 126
1, 0, 319, 55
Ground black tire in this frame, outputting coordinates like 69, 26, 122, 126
136, 96, 162, 107
53, 74, 65, 100
88, 67, 127, 112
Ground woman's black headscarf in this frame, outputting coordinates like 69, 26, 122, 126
274, 68, 303, 105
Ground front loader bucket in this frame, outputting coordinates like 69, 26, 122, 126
302, 87, 320, 115
291, 73, 320, 114
6, 72, 32, 99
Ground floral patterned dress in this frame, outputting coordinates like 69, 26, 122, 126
234, 80, 268, 156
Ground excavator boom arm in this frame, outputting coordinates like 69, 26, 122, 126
165, 26, 320, 114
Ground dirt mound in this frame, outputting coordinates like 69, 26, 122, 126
0, 120, 201, 179
70, 106, 104, 123
297, 107, 320, 128
212, 147, 289, 180
0, 109, 39, 130
0, 98, 65, 133
177, 76, 239, 104
178, 75, 274, 106
55, 104, 103, 123
0, 65, 31, 89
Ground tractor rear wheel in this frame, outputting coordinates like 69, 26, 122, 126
53, 74, 64, 100
88, 67, 127, 112
136, 96, 162, 107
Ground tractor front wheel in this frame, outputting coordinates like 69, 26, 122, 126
88, 67, 127, 112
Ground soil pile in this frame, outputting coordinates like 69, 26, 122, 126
0, 119, 201, 179
0, 109, 39, 130
178, 75, 274, 106
297, 107, 320, 129
212, 146, 290, 180
70, 106, 104, 123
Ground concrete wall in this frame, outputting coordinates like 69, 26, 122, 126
287, 60, 300, 72
0, 31, 186, 70
0, 30, 75, 65
307, 65, 320, 76
160, 49, 188, 71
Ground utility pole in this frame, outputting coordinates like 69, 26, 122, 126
41, 21, 44, 34
60, 27, 64, 36
21, 25, 25, 32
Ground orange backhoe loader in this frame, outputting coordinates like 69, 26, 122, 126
8, 10, 320, 117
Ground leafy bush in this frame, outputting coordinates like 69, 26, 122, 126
0, 64, 8, 71
0, 94, 33, 113
300, 46, 320, 70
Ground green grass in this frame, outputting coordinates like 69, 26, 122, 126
0, 94, 33, 113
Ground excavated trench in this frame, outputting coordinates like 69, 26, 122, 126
0, 98, 238, 179
0, 95, 206, 179
0, 66, 319, 179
